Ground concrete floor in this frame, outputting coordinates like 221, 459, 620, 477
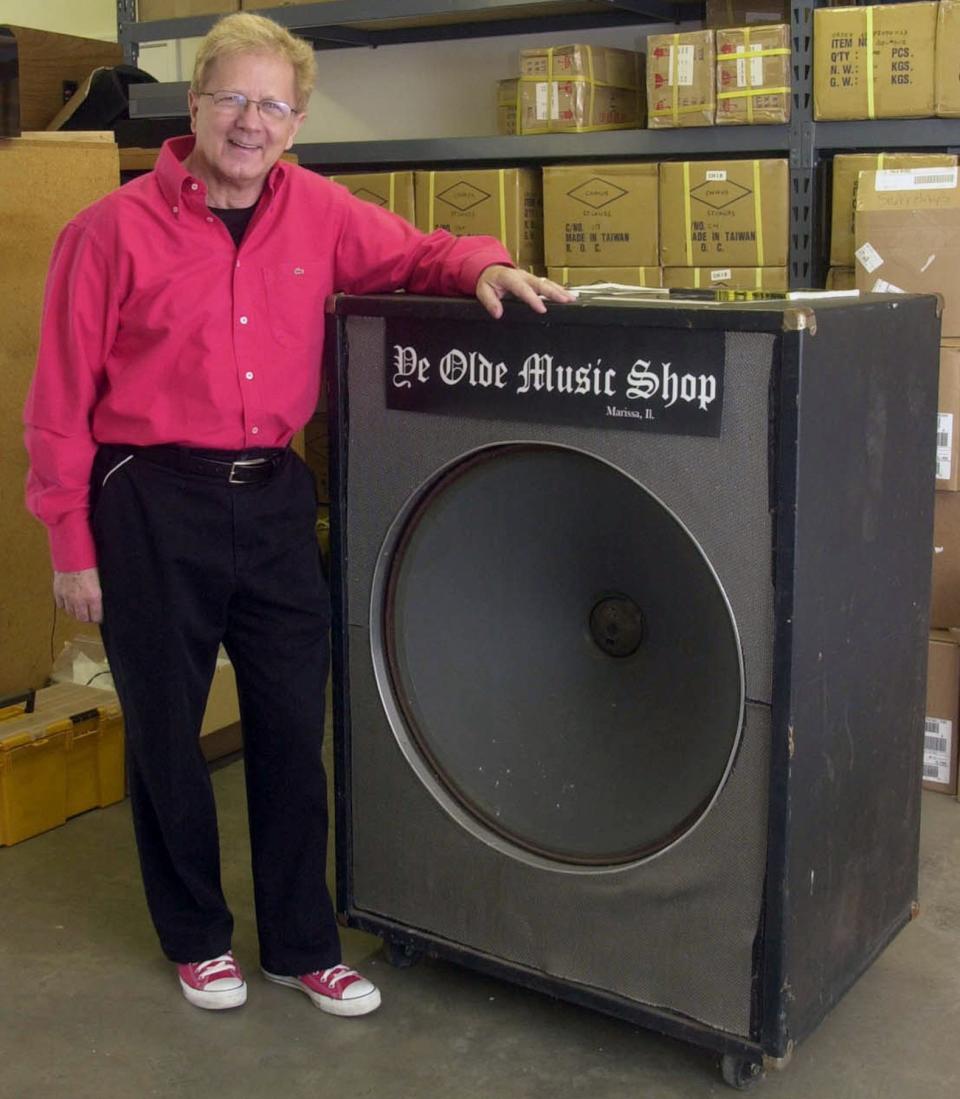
2, 755, 959, 1099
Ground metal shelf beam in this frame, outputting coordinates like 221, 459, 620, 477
121, 0, 686, 48
814, 119, 960, 152
294, 128, 791, 170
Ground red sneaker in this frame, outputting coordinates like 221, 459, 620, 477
262, 964, 381, 1016
177, 951, 247, 1010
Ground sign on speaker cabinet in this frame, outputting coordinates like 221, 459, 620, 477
384, 318, 725, 436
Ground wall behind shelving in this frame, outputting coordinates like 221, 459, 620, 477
0, 0, 116, 40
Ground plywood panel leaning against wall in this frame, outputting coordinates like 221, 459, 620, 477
0, 26, 122, 133
0, 135, 120, 697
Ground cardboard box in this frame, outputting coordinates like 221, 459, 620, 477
663, 266, 788, 290
813, 3, 938, 120
854, 166, 960, 337
542, 163, 658, 268
647, 31, 716, 128
925, 629, 960, 792
830, 152, 957, 267
329, 171, 415, 224
415, 168, 543, 267
139, 0, 237, 17
716, 24, 791, 125
825, 266, 857, 289
546, 265, 663, 287
936, 0, 960, 116
939, 340, 960, 490
659, 159, 789, 267
932, 490, 960, 627
705, 0, 789, 28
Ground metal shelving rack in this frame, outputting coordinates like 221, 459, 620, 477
118, 0, 960, 286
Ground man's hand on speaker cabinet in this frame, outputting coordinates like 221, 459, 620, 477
475, 265, 576, 319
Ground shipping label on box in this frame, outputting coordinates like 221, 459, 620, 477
705, 0, 789, 28
936, 0, 960, 116
854, 167, 960, 336
647, 31, 716, 128
415, 169, 543, 267
546, 265, 663, 287
329, 172, 416, 225
939, 340, 960, 489
925, 629, 960, 792
830, 152, 957, 267
663, 266, 788, 290
542, 163, 658, 267
813, 3, 938, 121
716, 24, 791, 125
659, 159, 789, 267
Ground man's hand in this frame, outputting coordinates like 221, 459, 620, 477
476, 265, 576, 319
53, 568, 103, 624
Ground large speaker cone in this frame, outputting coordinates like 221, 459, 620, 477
382, 444, 744, 866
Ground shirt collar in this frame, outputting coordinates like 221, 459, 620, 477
155, 134, 290, 209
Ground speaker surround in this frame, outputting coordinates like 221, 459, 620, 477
327, 291, 939, 1077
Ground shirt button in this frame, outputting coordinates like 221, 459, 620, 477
172, 205, 179, 214
251, 426, 260, 435
239, 316, 249, 325
206, 216, 214, 223
191, 183, 199, 191
245, 371, 254, 380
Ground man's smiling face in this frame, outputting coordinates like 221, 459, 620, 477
187, 50, 304, 200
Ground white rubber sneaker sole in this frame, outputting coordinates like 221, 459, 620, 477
179, 977, 248, 1010
261, 969, 382, 1017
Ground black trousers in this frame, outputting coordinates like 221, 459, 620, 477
91, 444, 340, 974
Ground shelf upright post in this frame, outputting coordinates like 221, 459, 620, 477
788, 0, 819, 287
118, 0, 139, 66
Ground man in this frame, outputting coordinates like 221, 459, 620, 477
24, 12, 572, 1017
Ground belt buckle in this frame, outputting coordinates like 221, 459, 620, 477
228, 458, 266, 484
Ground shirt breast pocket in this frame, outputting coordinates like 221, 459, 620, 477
262, 263, 324, 349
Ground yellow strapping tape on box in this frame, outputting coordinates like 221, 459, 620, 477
753, 159, 765, 267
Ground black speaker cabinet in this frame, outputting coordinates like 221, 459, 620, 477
327, 291, 939, 1084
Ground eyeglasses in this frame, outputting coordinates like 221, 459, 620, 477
199, 90, 295, 122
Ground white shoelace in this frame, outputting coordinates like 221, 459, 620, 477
313, 964, 356, 987
195, 953, 239, 980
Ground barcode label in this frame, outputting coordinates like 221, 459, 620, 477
855, 242, 883, 273
923, 716, 952, 784
875, 167, 958, 192
937, 412, 954, 482
535, 82, 560, 120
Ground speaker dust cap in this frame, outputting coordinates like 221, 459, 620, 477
381, 445, 744, 867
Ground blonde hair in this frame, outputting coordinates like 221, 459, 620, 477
191, 12, 317, 111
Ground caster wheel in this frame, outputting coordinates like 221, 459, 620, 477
720, 1054, 765, 1090
381, 938, 423, 969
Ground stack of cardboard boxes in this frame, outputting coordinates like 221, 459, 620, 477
851, 164, 960, 795
813, 0, 960, 121
497, 45, 644, 135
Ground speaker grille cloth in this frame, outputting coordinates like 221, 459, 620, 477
342, 315, 774, 1036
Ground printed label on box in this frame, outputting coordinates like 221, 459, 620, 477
875, 167, 959, 192
855, 242, 884, 273
938, 412, 954, 481
871, 278, 906, 294
711, 268, 733, 281
706, 170, 728, 182
923, 716, 952, 784
736, 46, 765, 88
535, 82, 560, 121
670, 44, 695, 86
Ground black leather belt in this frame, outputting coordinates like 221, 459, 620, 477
134, 445, 288, 484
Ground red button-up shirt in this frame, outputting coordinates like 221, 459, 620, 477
24, 135, 512, 572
